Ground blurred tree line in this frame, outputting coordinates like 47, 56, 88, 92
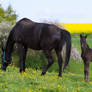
0, 4, 17, 24
0, 4, 17, 48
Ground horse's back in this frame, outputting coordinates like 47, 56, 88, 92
13, 18, 66, 50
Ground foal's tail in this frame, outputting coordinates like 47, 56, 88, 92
63, 30, 71, 70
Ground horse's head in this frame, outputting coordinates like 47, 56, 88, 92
80, 34, 87, 42
1, 47, 12, 71
80, 34, 88, 48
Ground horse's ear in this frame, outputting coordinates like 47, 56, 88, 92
80, 34, 82, 38
85, 34, 88, 38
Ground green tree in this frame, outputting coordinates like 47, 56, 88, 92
0, 4, 17, 48
0, 4, 17, 24
0, 4, 5, 22
5, 5, 17, 24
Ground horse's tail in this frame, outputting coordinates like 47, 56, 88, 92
63, 31, 71, 70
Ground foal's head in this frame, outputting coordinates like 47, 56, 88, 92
80, 34, 88, 49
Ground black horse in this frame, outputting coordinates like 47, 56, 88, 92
1, 18, 71, 77
80, 34, 92, 82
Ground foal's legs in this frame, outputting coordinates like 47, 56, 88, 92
41, 50, 54, 75
17, 43, 27, 72
84, 61, 89, 82
55, 50, 63, 77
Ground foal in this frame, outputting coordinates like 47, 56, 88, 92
80, 34, 92, 82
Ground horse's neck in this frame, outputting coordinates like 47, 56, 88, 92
81, 42, 89, 53
5, 42, 12, 60
5, 31, 15, 60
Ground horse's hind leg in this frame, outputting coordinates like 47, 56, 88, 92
23, 47, 27, 72
17, 43, 27, 72
41, 50, 54, 75
84, 61, 89, 82
55, 50, 63, 77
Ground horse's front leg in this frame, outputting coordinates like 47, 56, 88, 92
17, 43, 27, 73
41, 50, 54, 75
84, 61, 89, 82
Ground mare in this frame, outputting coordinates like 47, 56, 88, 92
80, 34, 92, 82
1, 18, 71, 77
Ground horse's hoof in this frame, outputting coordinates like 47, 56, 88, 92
41, 72, 46, 76
85, 79, 89, 82
58, 75, 62, 77
1, 68, 6, 71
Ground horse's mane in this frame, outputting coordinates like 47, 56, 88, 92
17, 18, 35, 26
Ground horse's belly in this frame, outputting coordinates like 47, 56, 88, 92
27, 42, 41, 50
29, 46, 41, 50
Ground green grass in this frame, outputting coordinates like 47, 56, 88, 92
0, 60, 92, 92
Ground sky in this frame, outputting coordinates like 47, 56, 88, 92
0, 0, 92, 23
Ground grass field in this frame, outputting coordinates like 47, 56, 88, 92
0, 61, 92, 92
1, 35, 92, 92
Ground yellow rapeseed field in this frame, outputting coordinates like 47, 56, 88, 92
60, 23, 92, 33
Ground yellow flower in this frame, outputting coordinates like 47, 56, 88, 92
89, 81, 92, 84
72, 89, 75, 92
78, 87, 80, 91
28, 90, 32, 92
58, 84, 61, 88
23, 72, 27, 76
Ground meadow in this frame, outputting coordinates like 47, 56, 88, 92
0, 61, 92, 92
1, 23, 92, 92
